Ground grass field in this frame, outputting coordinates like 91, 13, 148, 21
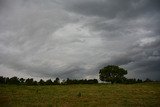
0, 83, 160, 107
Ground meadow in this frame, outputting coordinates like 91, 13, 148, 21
0, 83, 160, 107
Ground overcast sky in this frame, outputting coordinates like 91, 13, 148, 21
0, 0, 160, 80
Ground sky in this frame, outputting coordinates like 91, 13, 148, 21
0, 0, 160, 80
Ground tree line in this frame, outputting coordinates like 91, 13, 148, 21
0, 76, 98, 85
0, 65, 156, 85
0, 75, 154, 85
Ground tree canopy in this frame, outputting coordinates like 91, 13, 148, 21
99, 65, 127, 83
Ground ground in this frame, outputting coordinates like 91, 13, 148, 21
0, 83, 160, 107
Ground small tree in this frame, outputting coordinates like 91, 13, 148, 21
9, 76, 20, 84
99, 65, 127, 84
53, 77, 60, 85
0, 76, 5, 84
25, 78, 34, 85
46, 79, 53, 85
20, 78, 25, 84
144, 78, 152, 82
39, 79, 45, 85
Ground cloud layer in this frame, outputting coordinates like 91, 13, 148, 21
0, 0, 160, 80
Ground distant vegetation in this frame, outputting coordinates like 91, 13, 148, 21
0, 65, 157, 85
0, 76, 98, 85
0, 75, 154, 85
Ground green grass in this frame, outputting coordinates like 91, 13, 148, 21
0, 83, 160, 107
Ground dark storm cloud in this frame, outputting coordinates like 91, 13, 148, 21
0, 0, 159, 80
63, 0, 160, 19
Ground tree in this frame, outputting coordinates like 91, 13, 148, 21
144, 78, 152, 82
20, 78, 25, 84
0, 76, 5, 84
46, 79, 53, 85
39, 79, 45, 85
5, 77, 10, 84
53, 77, 60, 85
99, 65, 127, 84
32, 81, 38, 85
25, 78, 34, 85
9, 76, 20, 84
137, 79, 142, 83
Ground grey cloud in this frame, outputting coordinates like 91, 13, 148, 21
63, 0, 160, 19
63, 0, 131, 19
0, 0, 159, 80
63, 0, 160, 39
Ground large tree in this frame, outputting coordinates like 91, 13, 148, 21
99, 65, 127, 84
